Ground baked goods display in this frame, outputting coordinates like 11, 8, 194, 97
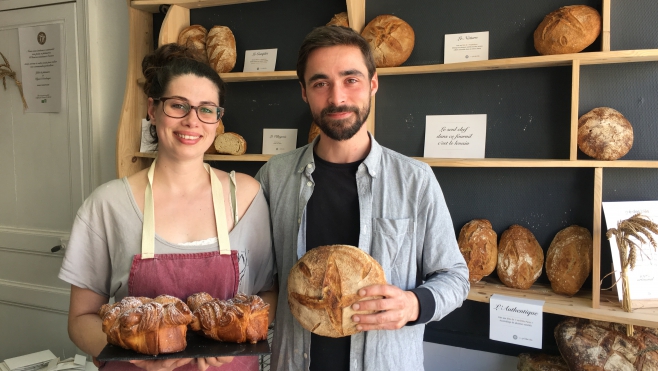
457, 219, 498, 283
308, 121, 321, 143
327, 12, 349, 28
207, 25, 237, 73
517, 353, 569, 371
497, 225, 544, 289
98, 295, 194, 355
534, 5, 601, 55
555, 317, 658, 370
578, 107, 634, 161
187, 292, 269, 344
361, 15, 415, 67
177, 25, 209, 63
288, 245, 387, 338
214, 132, 247, 155
545, 225, 592, 296
205, 119, 225, 154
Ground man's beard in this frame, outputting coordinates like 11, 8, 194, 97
312, 100, 371, 141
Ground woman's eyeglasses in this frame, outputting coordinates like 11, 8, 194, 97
154, 97, 224, 124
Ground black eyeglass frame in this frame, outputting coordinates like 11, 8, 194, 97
153, 97, 225, 124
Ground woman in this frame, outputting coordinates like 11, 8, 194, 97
58, 44, 277, 371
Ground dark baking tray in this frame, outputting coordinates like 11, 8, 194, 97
97, 331, 270, 361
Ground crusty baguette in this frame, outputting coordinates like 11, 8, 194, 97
214, 132, 246, 155
207, 25, 236, 73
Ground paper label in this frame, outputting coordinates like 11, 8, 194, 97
444, 31, 489, 64
424, 114, 487, 158
243, 49, 278, 72
490, 294, 544, 349
262, 129, 297, 154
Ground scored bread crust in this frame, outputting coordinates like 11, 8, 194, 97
205, 119, 225, 154
214, 132, 247, 155
546, 225, 592, 296
361, 15, 415, 67
327, 12, 349, 28
496, 225, 544, 290
207, 25, 236, 73
288, 245, 387, 338
577, 107, 633, 161
177, 25, 208, 63
308, 121, 321, 143
457, 219, 498, 283
534, 5, 601, 55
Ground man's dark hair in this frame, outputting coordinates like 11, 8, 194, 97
296, 26, 376, 86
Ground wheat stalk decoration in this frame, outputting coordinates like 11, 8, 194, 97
606, 213, 658, 336
0, 52, 28, 110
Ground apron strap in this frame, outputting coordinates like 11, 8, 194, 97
141, 159, 231, 259
229, 170, 239, 225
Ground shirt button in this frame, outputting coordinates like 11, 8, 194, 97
307, 164, 312, 168
298, 218, 301, 224
307, 181, 313, 187
303, 353, 308, 359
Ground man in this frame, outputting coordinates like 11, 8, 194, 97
255, 26, 470, 371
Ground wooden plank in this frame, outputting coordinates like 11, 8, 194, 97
116, 2, 154, 178
135, 152, 273, 162
366, 96, 375, 136
415, 158, 658, 168
130, 0, 267, 13
592, 168, 603, 308
346, 0, 366, 33
602, 0, 611, 51
220, 70, 297, 82
571, 60, 580, 160
158, 4, 189, 47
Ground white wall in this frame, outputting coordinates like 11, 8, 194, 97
424, 342, 518, 371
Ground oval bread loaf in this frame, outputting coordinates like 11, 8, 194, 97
497, 224, 544, 290
207, 25, 236, 73
308, 122, 321, 143
327, 12, 349, 28
361, 15, 415, 67
214, 132, 246, 155
457, 219, 497, 283
288, 245, 387, 338
534, 5, 601, 55
546, 225, 592, 296
578, 107, 633, 160
177, 25, 208, 63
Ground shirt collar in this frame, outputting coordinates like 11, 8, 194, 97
296, 132, 382, 178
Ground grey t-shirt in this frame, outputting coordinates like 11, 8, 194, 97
59, 177, 274, 301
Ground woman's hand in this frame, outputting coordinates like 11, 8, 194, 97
129, 358, 193, 371
194, 357, 235, 371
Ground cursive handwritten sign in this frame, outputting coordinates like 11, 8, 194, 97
424, 114, 487, 158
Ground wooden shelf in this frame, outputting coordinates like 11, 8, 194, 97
130, 0, 267, 13
469, 278, 658, 328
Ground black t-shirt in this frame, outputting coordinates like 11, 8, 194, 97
306, 153, 362, 371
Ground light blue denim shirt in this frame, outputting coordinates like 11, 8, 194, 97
256, 134, 469, 371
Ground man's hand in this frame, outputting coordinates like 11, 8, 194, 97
351, 284, 419, 331
194, 357, 235, 371
129, 358, 193, 371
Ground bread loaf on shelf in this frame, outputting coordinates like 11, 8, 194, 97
205, 119, 225, 154
327, 12, 349, 28
517, 353, 569, 371
207, 25, 236, 74
214, 132, 247, 155
545, 225, 592, 296
457, 219, 497, 283
288, 245, 387, 338
497, 224, 544, 289
308, 121, 321, 143
98, 295, 193, 355
177, 25, 208, 63
534, 5, 601, 55
361, 15, 415, 67
578, 107, 634, 161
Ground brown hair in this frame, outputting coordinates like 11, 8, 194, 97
296, 26, 376, 87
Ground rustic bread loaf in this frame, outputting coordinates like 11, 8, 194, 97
308, 121, 321, 143
177, 25, 208, 63
361, 15, 415, 67
327, 12, 349, 28
288, 244, 387, 338
214, 132, 246, 155
578, 107, 633, 161
517, 353, 569, 371
555, 317, 658, 371
534, 5, 601, 55
546, 225, 592, 296
497, 225, 544, 289
458, 219, 498, 283
207, 25, 236, 73
205, 119, 225, 154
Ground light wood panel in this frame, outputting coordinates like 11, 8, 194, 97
158, 4, 189, 47
602, 0, 611, 51
570, 60, 581, 160
592, 168, 603, 308
130, 0, 267, 13
346, 0, 366, 33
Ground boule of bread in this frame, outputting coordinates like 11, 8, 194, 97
555, 317, 658, 371
207, 25, 236, 73
534, 5, 601, 55
205, 119, 225, 154
98, 295, 193, 355
327, 12, 349, 28
546, 225, 592, 296
308, 121, 321, 143
497, 225, 544, 290
177, 25, 208, 63
361, 15, 415, 67
578, 107, 633, 161
457, 219, 497, 283
517, 353, 569, 371
214, 132, 246, 155
288, 245, 387, 338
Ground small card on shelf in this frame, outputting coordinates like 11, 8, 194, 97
490, 294, 544, 349
262, 129, 297, 155
444, 31, 489, 64
243, 49, 277, 72
424, 114, 486, 158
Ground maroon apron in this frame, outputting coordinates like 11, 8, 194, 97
101, 161, 259, 371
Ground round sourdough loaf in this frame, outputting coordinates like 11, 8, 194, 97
205, 119, 225, 154
327, 12, 349, 28
517, 353, 569, 371
288, 245, 386, 338
177, 25, 208, 63
578, 107, 633, 160
457, 219, 497, 283
534, 5, 601, 55
361, 15, 415, 67
497, 225, 544, 289
308, 121, 321, 143
546, 225, 592, 296
207, 25, 236, 73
